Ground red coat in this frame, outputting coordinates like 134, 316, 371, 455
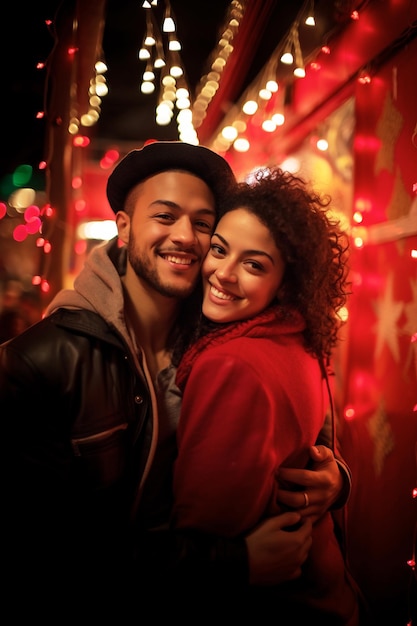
174, 305, 326, 534
173, 305, 359, 623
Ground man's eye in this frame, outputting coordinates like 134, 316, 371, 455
155, 213, 174, 222
195, 220, 214, 231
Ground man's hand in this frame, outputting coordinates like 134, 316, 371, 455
276, 445, 343, 523
246, 512, 313, 586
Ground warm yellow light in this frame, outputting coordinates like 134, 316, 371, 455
221, 126, 238, 141
169, 39, 181, 51
176, 97, 190, 109
95, 83, 108, 97
163, 17, 175, 32
95, 61, 107, 74
77, 220, 117, 241
233, 137, 250, 152
266, 80, 278, 92
139, 48, 150, 60
259, 88, 272, 100
176, 87, 189, 99
281, 52, 293, 64
262, 119, 276, 132
141, 81, 155, 94
294, 67, 305, 78
242, 100, 258, 115
170, 65, 183, 78
162, 75, 176, 86
337, 307, 349, 322
272, 113, 285, 126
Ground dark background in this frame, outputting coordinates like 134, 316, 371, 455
1, 0, 343, 178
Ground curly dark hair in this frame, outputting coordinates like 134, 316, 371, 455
171, 166, 351, 364
218, 166, 351, 358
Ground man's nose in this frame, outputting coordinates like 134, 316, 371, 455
171, 217, 197, 244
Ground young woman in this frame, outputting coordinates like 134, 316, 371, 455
172, 166, 361, 624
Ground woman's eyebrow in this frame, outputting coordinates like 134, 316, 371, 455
212, 232, 275, 263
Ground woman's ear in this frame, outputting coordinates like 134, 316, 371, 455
116, 210, 130, 245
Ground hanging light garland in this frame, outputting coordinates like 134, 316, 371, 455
138, 0, 247, 144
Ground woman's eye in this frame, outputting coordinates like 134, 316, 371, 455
246, 260, 264, 272
210, 243, 225, 256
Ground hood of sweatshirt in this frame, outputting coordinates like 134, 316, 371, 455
46, 237, 129, 341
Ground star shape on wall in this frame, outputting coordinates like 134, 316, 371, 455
367, 400, 395, 475
373, 271, 404, 362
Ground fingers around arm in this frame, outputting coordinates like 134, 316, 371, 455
245, 514, 313, 586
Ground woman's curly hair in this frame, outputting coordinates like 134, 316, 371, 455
220, 166, 351, 359
172, 166, 351, 364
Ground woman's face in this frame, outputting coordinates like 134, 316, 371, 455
202, 207, 286, 323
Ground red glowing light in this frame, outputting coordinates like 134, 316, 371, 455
355, 198, 372, 212
41, 280, 50, 294
32, 275, 42, 286
36, 111, 45, 119
321, 46, 330, 55
100, 148, 120, 169
13, 224, 28, 242
38, 161, 47, 170
351, 10, 359, 20
43, 241, 52, 254
0, 202, 6, 219
75, 199, 86, 213
72, 176, 83, 190
358, 72, 371, 84
24, 205, 40, 222
73, 135, 90, 148
344, 406, 356, 420
42, 204, 54, 218
74, 239, 87, 255
26, 217, 42, 234
36, 237, 45, 248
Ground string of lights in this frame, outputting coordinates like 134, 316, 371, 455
137, 0, 247, 144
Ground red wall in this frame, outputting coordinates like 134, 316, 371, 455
338, 36, 417, 625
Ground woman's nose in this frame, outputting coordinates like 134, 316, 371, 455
215, 261, 237, 282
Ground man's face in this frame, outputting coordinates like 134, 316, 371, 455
117, 170, 217, 299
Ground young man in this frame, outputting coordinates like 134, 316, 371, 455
1, 141, 350, 617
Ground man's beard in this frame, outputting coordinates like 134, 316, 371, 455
128, 233, 196, 299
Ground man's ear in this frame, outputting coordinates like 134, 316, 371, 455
116, 211, 130, 244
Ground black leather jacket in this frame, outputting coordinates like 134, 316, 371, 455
1, 302, 246, 611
